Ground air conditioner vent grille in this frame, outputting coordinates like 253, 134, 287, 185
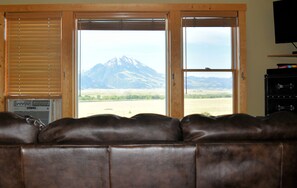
7, 99, 62, 125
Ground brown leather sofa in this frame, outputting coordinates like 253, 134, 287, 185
1, 111, 297, 188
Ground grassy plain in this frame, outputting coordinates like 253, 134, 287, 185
78, 89, 232, 117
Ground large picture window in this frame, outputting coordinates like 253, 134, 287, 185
76, 14, 167, 117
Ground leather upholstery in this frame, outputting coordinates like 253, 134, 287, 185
261, 111, 297, 140
181, 111, 297, 142
0, 111, 297, 187
39, 113, 181, 144
0, 146, 23, 188
181, 113, 262, 142
110, 145, 196, 188
196, 143, 282, 188
282, 143, 297, 188
22, 146, 109, 188
0, 112, 39, 144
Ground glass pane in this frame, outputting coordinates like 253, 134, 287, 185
77, 30, 166, 118
183, 27, 232, 69
184, 72, 233, 116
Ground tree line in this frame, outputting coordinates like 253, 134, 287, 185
79, 93, 231, 102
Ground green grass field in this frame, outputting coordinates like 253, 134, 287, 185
78, 89, 232, 117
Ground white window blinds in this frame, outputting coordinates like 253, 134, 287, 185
6, 12, 62, 96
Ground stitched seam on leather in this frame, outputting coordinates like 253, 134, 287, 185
195, 144, 198, 188
108, 146, 112, 188
280, 143, 283, 188
20, 146, 26, 188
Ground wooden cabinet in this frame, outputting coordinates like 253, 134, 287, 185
265, 70, 297, 115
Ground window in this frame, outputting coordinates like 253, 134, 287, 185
76, 13, 167, 117
5, 13, 62, 96
1, 4, 246, 117
182, 12, 239, 116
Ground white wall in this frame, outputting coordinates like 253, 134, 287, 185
1, 0, 294, 116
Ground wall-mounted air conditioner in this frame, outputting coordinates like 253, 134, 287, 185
7, 99, 62, 125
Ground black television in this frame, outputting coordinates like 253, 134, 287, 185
273, 0, 297, 46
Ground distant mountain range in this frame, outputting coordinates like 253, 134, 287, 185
80, 56, 232, 90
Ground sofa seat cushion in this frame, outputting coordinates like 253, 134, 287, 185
181, 111, 297, 142
38, 113, 181, 144
0, 112, 39, 144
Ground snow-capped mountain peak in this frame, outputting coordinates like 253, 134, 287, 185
105, 56, 141, 67
81, 56, 164, 89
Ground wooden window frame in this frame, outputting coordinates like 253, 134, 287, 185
182, 12, 239, 115
0, 4, 247, 118
75, 12, 168, 117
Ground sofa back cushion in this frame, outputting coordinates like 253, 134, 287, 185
260, 111, 297, 140
38, 113, 182, 144
0, 112, 40, 144
181, 111, 297, 142
181, 113, 262, 142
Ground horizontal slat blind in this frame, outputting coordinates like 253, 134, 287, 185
182, 11, 238, 27
183, 17, 238, 27
6, 13, 62, 96
78, 19, 165, 30
76, 12, 167, 31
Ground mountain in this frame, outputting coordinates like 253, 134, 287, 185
185, 76, 232, 90
81, 56, 164, 89
80, 56, 232, 90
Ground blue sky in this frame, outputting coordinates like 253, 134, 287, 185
79, 30, 166, 73
184, 27, 232, 70
78, 27, 232, 77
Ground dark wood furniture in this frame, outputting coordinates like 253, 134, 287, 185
265, 69, 297, 115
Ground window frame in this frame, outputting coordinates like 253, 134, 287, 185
74, 12, 169, 117
181, 12, 239, 115
0, 4, 247, 118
